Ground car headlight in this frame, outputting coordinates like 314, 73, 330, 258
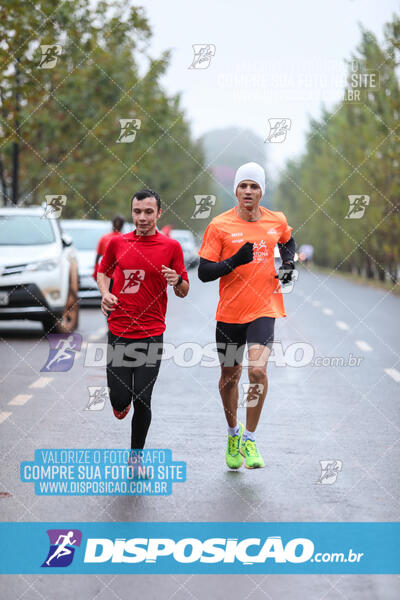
25, 259, 58, 272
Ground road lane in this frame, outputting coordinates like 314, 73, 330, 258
0, 267, 399, 598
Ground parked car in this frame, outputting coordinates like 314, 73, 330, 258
60, 220, 132, 303
169, 229, 199, 269
0, 206, 79, 333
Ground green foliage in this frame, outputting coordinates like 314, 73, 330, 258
273, 16, 400, 282
0, 0, 211, 234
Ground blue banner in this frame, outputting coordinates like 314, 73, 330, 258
0, 522, 398, 574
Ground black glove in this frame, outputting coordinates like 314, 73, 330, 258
230, 241, 254, 268
275, 261, 295, 285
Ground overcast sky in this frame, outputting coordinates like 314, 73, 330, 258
136, 0, 399, 175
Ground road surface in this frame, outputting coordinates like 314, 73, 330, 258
0, 266, 399, 598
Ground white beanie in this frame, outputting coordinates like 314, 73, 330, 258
233, 162, 265, 197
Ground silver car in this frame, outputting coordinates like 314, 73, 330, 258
61, 220, 132, 303
0, 207, 79, 332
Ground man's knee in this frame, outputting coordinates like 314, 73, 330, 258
220, 366, 242, 388
248, 366, 267, 382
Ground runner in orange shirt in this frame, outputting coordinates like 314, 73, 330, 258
198, 162, 296, 469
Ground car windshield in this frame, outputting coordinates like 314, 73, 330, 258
0, 215, 55, 245
62, 225, 110, 250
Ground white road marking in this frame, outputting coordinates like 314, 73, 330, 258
0, 412, 12, 424
9, 394, 32, 406
312, 300, 321, 307
355, 340, 372, 352
336, 321, 349, 331
322, 308, 333, 315
384, 368, 400, 383
29, 376, 53, 389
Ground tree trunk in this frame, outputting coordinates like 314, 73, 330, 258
0, 157, 8, 205
11, 59, 21, 205
377, 264, 386, 282
366, 258, 375, 279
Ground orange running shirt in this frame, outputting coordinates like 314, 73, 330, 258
198, 206, 293, 323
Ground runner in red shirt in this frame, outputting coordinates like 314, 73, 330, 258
92, 214, 125, 282
97, 189, 189, 450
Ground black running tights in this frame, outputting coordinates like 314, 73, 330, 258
106, 330, 163, 449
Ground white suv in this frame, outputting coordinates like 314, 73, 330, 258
0, 206, 79, 333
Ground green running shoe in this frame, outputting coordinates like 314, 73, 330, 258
240, 438, 265, 469
225, 422, 244, 469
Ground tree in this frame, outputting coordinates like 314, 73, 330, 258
0, 0, 211, 236
273, 15, 400, 282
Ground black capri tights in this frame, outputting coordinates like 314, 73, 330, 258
106, 331, 163, 449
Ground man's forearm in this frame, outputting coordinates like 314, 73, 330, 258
198, 257, 236, 282
97, 272, 111, 296
278, 236, 296, 264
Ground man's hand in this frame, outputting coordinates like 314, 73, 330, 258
101, 292, 118, 316
161, 265, 180, 286
231, 241, 254, 268
275, 262, 295, 285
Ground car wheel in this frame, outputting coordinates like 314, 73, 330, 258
41, 288, 79, 334
42, 263, 79, 334
58, 287, 79, 333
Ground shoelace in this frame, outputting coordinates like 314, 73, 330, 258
245, 440, 258, 457
228, 435, 240, 454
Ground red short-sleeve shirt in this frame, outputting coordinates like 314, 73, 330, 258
98, 230, 188, 339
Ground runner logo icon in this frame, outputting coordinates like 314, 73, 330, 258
42, 529, 82, 567
345, 195, 370, 219
317, 459, 343, 484
38, 45, 62, 69
41, 334, 82, 372
116, 119, 141, 143
188, 44, 216, 69
120, 269, 145, 294
41, 195, 67, 219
